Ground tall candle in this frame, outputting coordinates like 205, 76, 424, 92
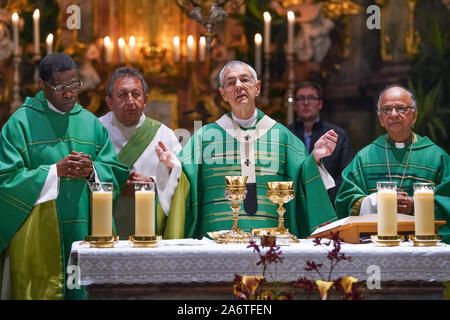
46, 33, 53, 55
263, 11, 271, 54
199, 36, 206, 62
92, 191, 113, 237
104, 36, 112, 63
33, 9, 40, 56
12, 13, 19, 56
135, 190, 156, 236
377, 189, 397, 236
414, 186, 435, 236
129, 36, 136, 63
287, 11, 294, 54
173, 36, 180, 63
187, 35, 194, 62
118, 37, 125, 64
254, 33, 262, 75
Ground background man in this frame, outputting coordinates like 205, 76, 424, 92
100, 67, 182, 239
335, 85, 450, 243
288, 81, 354, 203
166, 60, 338, 239
0, 53, 129, 299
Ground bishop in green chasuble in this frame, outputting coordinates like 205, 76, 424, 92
335, 85, 450, 244
0, 91, 129, 299
166, 61, 337, 239
168, 109, 337, 239
335, 134, 450, 243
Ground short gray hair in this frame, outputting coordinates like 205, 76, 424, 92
376, 84, 417, 114
219, 60, 258, 87
106, 67, 149, 97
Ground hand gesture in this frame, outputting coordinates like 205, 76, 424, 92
313, 129, 338, 163
397, 191, 414, 215
56, 151, 93, 178
155, 141, 175, 170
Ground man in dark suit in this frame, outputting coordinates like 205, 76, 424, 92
288, 81, 354, 204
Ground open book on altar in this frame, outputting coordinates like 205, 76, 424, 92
307, 214, 446, 244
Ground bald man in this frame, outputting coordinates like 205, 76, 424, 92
335, 85, 450, 243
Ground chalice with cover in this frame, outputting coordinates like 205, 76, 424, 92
208, 176, 252, 243
266, 181, 299, 243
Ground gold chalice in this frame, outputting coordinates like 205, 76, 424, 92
266, 181, 299, 243
208, 176, 252, 243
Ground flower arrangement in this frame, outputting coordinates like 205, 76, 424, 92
233, 232, 364, 300
233, 235, 293, 300
296, 232, 364, 300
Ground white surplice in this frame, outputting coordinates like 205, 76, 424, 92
99, 112, 182, 238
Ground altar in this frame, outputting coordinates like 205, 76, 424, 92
69, 238, 450, 300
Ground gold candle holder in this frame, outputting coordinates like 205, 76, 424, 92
412, 182, 439, 246
208, 176, 252, 243
371, 235, 404, 247
129, 235, 161, 248
87, 182, 114, 248
374, 181, 400, 247
85, 235, 115, 248
409, 234, 441, 247
129, 182, 159, 248
266, 181, 299, 243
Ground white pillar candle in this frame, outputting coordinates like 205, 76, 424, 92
104, 36, 112, 63
129, 36, 135, 63
33, 9, 40, 56
46, 33, 53, 55
377, 189, 397, 236
199, 36, 206, 62
287, 11, 295, 54
135, 190, 156, 236
263, 11, 271, 54
92, 191, 113, 237
187, 35, 194, 62
173, 36, 180, 63
12, 13, 19, 56
414, 188, 435, 236
118, 37, 125, 64
254, 33, 262, 75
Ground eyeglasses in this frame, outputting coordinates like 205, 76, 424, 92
380, 105, 413, 115
295, 95, 320, 103
46, 80, 83, 93
223, 77, 254, 90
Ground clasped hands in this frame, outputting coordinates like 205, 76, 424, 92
56, 151, 93, 178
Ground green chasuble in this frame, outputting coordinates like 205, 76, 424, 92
167, 109, 337, 239
0, 91, 129, 300
335, 133, 450, 243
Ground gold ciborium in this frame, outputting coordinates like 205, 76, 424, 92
266, 181, 299, 243
208, 176, 252, 243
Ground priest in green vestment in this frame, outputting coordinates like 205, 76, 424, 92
335, 85, 450, 243
166, 61, 338, 239
0, 53, 129, 300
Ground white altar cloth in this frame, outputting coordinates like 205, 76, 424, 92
69, 239, 450, 286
